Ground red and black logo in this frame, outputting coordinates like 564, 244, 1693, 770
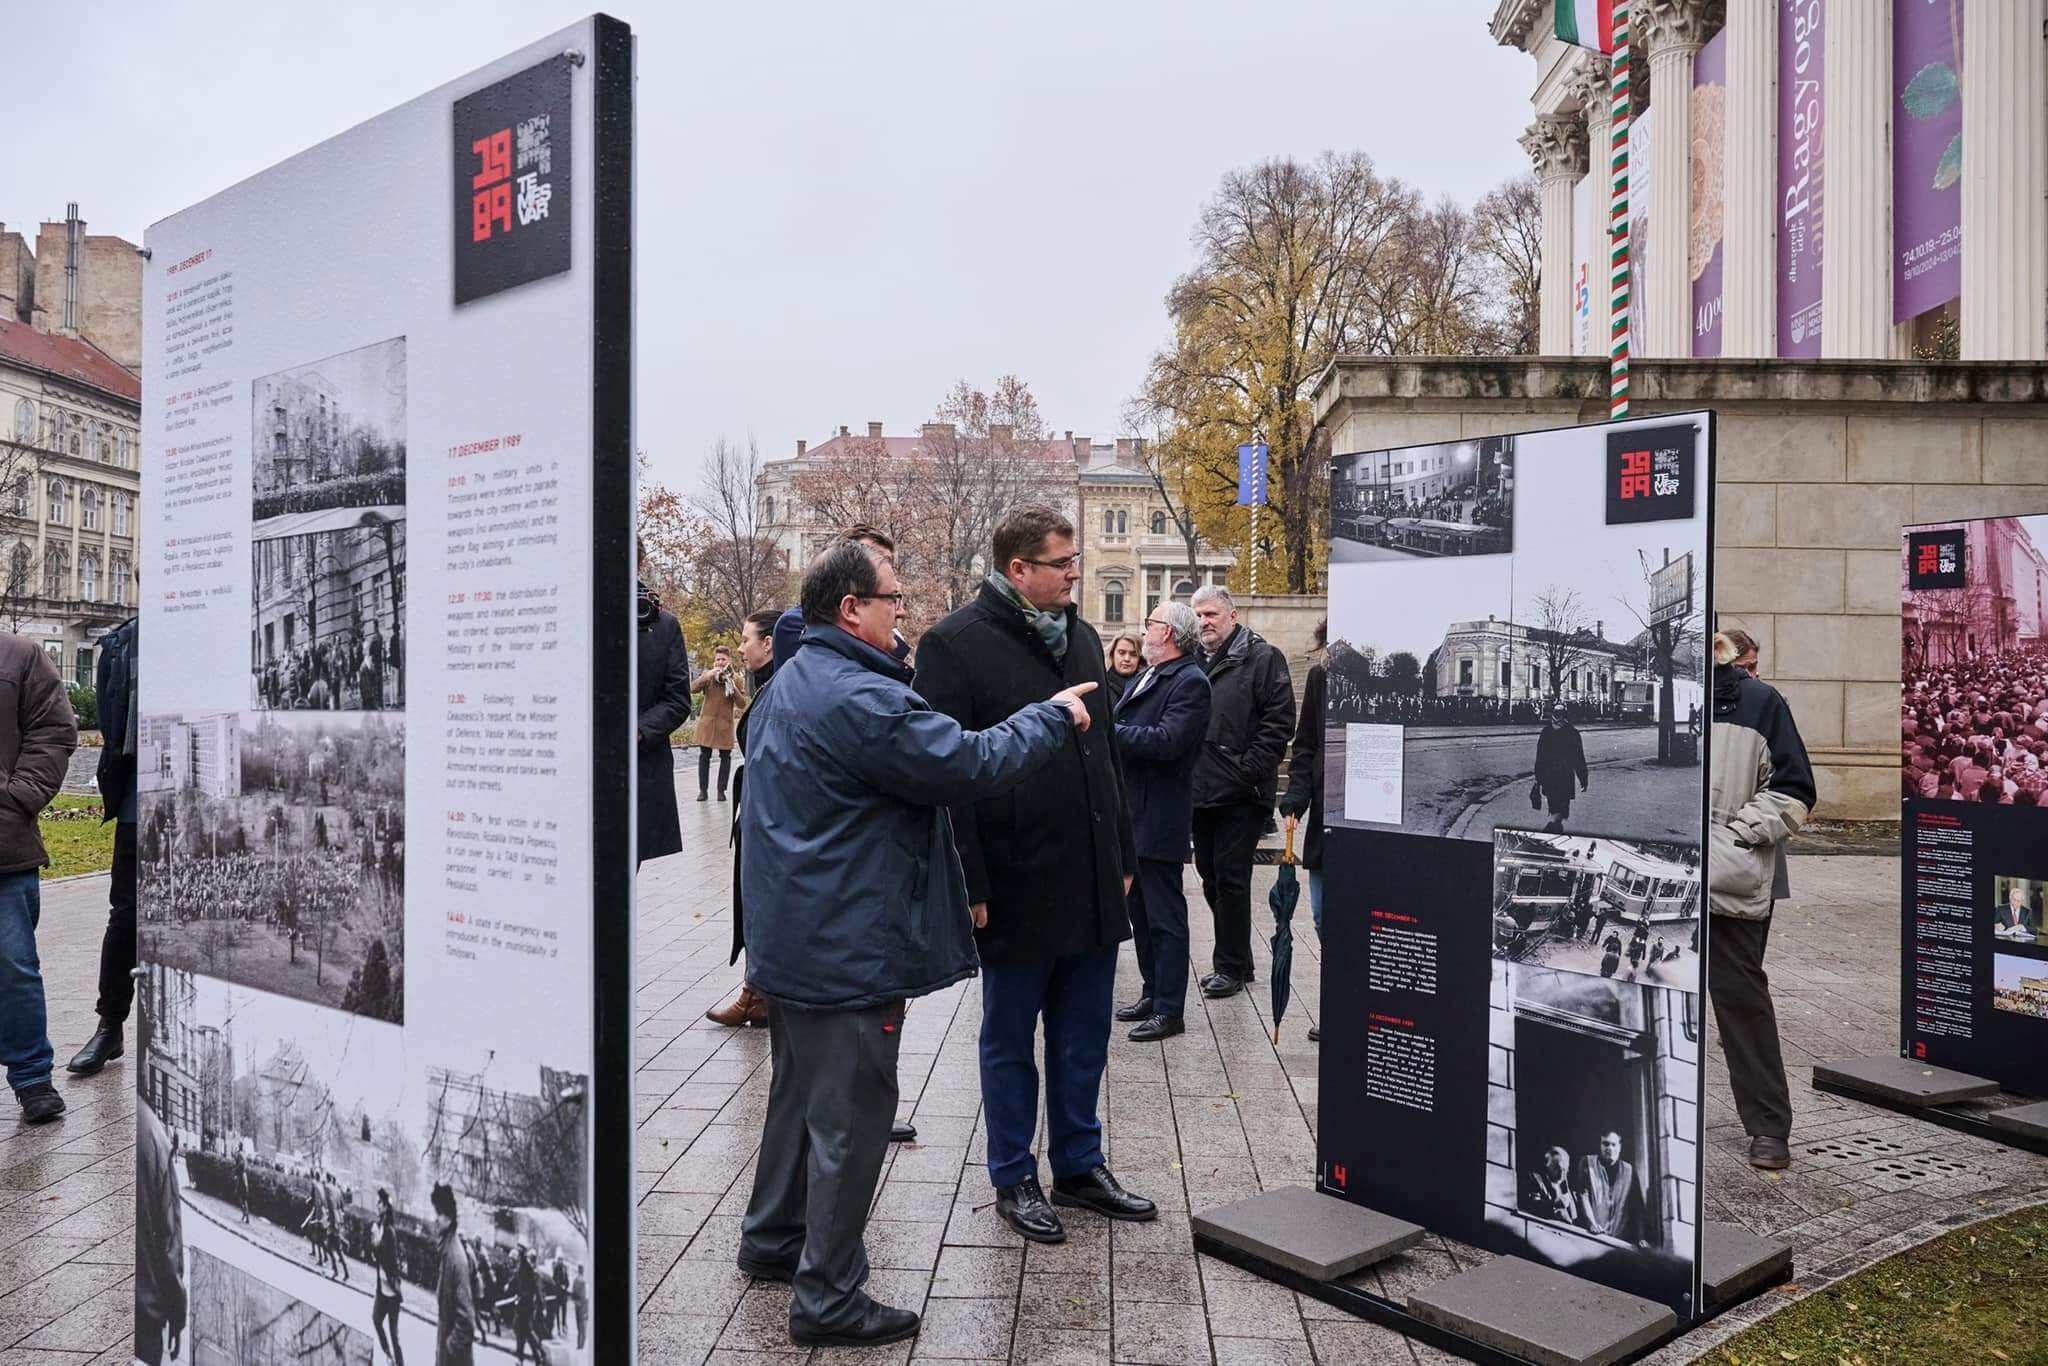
1604, 425, 1696, 525
454, 56, 573, 305
1906, 528, 1967, 590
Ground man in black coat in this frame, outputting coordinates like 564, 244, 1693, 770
1533, 702, 1588, 834
916, 506, 1153, 1246
1112, 601, 1211, 1042
636, 540, 692, 867
70, 612, 137, 1075
1188, 586, 1296, 1000
1277, 619, 1327, 1042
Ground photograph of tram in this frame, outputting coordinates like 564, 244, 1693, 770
1491, 828, 1704, 995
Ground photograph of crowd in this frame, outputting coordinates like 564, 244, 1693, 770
252, 336, 407, 529
138, 711, 405, 1023
1901, 517, 2048, 804
252, 515, 406, 713
1330, 435, 1514, 561
136, 966, 592, 1365
1482, 962, 1700, 1314
1993, 875, 2046, 946
1992, 955, 2048, 1021
1492, 829, 1703, 994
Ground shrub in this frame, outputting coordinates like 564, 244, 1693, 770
68, 685, 96, 731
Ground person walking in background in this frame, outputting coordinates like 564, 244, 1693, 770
1707, 630, 1816, 1171
918, 507, 1153, 1246
736, 538, 1094, 1347
1533, 702, 1589, 833
0, 632, 78, 1124
431, 1183, 478, 1366
707, 608, 781, 1029
135, 1096, 186, 1365
1112, 602, 1211, 1043
1103, 631, 1143, 709
1278, 619, 1328, 1042
70, 610, 137, 1078
636, 538, 692, 868
372, 1188, 405, 1366
1188, 586, 1295, 1001
693, 644, 744, 802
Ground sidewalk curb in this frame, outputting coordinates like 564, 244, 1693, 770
41, 870, 111, 887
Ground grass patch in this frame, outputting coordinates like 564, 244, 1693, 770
1701, 1203, 2048, 1366
40, 795, 114, 879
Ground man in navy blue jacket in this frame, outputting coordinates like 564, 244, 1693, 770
737, 539, 1095, 1348
1113, 601, 1212, 1041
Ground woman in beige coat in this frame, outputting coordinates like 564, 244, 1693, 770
692, 645, 745, 801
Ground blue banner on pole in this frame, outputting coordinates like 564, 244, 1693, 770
1236, 442, 1269, 506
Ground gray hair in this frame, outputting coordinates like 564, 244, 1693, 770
1157, 601, 1200, 656
1190, 584, 1235, 612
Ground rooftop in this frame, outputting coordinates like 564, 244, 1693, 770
0, 317, 140, 404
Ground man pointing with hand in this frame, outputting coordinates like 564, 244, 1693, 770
917, 506, 1153, 1246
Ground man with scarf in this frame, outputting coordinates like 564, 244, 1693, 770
916, 506, 1152, 1245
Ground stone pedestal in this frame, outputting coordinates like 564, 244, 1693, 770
1191, 1186, 1423, 1281
1701, 1220, 1794, 1308
1406, 1256, 1676, 1366
1812, 1055, 2002, 1106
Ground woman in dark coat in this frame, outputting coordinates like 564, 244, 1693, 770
636, 541, 692, 867
1103, 632, 1143, 709
1278, 619, 1327, 1041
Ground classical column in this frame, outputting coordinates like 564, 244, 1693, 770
1720, 0, 1777, 355
1821, 1, 1892, 357
1961, 0, 2048, 360
1522, 114, 1590, 355
1566, 54, 1615, 356
1642, 0, 1723, 356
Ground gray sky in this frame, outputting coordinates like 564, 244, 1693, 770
6, 2, 1532, 492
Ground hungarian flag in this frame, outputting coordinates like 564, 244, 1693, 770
1555, 0, 1617, 53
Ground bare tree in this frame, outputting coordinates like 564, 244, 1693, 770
1120, 399, 1205, 582
1531, 586, 1592, 705
1471, 174, 1543, 355
0, 537, 41, 633
688, 437, 783, 634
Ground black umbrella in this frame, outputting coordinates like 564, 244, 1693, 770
1269, 820, 1301, 1044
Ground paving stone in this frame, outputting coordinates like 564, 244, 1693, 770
1407, 1257, 1675, 1366
1812, 1055, 2003, 1106
930, 1245, 1023, 1298
912, 1296, 1016, 1360
1986, 1099, 2048, 1143
1192, 1186, 1421, 1282
1112, 1299, 1212, 1365
1700, 1221, 1794, 1309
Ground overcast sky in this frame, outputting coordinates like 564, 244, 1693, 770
6, 2, 1532, 492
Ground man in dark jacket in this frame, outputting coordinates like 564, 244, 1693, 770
136, 1096, 185, 1364
737, 539, 1092, 1346
636, 539, 692, 868
1188, 586, 1295, 1000
917, 507, 1152, 1246
1112, 600, 1211, 1042
71, 614, 137, 1075
1533, 703, 1588, 833
1278, 620, 1327, 1042
0, 634, 79, 1123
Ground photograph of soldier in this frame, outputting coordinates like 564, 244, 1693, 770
252, 336, 407, 531
1492, 829, 1703, 994
138, 711, 405, 1023
1330, 436, 1515, 561
251, 517, 406, 713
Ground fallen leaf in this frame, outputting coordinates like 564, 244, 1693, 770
1781, 1352, 1800, 1361
1989, 1352, 2009, 1363
1773, 1283, 1805, 1295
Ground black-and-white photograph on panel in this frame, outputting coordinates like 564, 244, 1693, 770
1483, 962, 1700, 1316
252, 337, 407, 529
1492, 829, 1703, 995
137, 711, 405, 1023
1330, 436, 1515, 561
252, 516, 406, 713
136, 965, 593, 1366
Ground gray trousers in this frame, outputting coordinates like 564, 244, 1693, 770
1707, 911, 1792, 1141
740, 998, 903, 1331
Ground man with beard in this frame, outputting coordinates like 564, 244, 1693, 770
1523, 1145, 1578, 1224
1533, 702, 1589, 833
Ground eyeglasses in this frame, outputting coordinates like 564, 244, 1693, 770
1144, 617, 1172, 629
852, 592, 906, 606
1022, 553, 1083, 571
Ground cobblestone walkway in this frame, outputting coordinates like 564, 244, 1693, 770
2, 784, 2043, 1364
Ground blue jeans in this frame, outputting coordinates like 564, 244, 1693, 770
980, 944, 1116, 1188
0, 871, 52, 1092
1309, 868, 1324, 938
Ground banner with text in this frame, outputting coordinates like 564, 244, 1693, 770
1893, 0, 1964, 323
137, 18, 634, 1364
1690, 29, 1727, 357
1778, 0, 1825, 356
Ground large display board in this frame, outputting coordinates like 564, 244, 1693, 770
1319, 414, 1715, 1318
1900, 517, 2048, 1095
135, 19, 634, 1363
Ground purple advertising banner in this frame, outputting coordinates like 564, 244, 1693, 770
1777, 0, 1824, 356
1893, 0, 1963, 322
1691, 29, 1727, 356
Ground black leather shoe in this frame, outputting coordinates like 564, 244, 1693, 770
15, 1083, 64, 1125
1198, 973, 1225, 992
891, 1120, 917, 1143
1307, 1024, 1321, 1043
66, 1022, 123, 1076
1114, 996, 1154, 1023
1128, 1015, 1184, 1042
1052, 1165, 1156, 1222
1201, 975, 1244, 999
696, 792, 709, 802
736, 1252, 796, 1283
995, 1177, 1066, 1243
1748, 1136, 1791, 1170
791, 1300, 920, 1347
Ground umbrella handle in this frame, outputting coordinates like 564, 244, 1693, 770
1282, 820, 1296, 865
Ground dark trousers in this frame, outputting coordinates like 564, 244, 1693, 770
372, 1291, 404, 1364
1192, 803, 1263, 980
741, 999, 902, 1331
0, 870, 51, 1093
980, 945, 1115, 1188
95, 821, 138, 1025
1128, 858, 1190, 1018
1707, 911, 1792, 1141
699, 746, 731, 797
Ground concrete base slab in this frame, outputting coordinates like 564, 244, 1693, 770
1987, 1100, 2048, 1141
1701, 1220, 1793, 1309
1191, 1186, 1423, 1282
1405, 1258, 1676, 1366
1812, 1055, 2002, 1107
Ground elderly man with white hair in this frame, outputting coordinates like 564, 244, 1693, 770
1187, 586, 1295, 999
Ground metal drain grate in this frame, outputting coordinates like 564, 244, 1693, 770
1802, 1132, 1914, 1165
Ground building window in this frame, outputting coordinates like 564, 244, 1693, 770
6, 544, 28, 594
10, 400, 29, 444
64, 414, 82, 457
1500, 660, 1511, 688
1102, 509, 1115, 535
81, 488, 99, 531
1174, 578, 1197, 600
112, 553, 129, 606
1102, 581, 1126, 624
75, 646, 93, 683
44, 547, 67, 598
1459, 658, 1475, 686
79, 550, 98, 602
10, 475, 27, 518
113, 493, 131, 536
1210, 567, 1229, 586
1151, 510, 1166, 535
764, 496, 776, 524
1116, 510, 1128, 534
46, 478, 67, 526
